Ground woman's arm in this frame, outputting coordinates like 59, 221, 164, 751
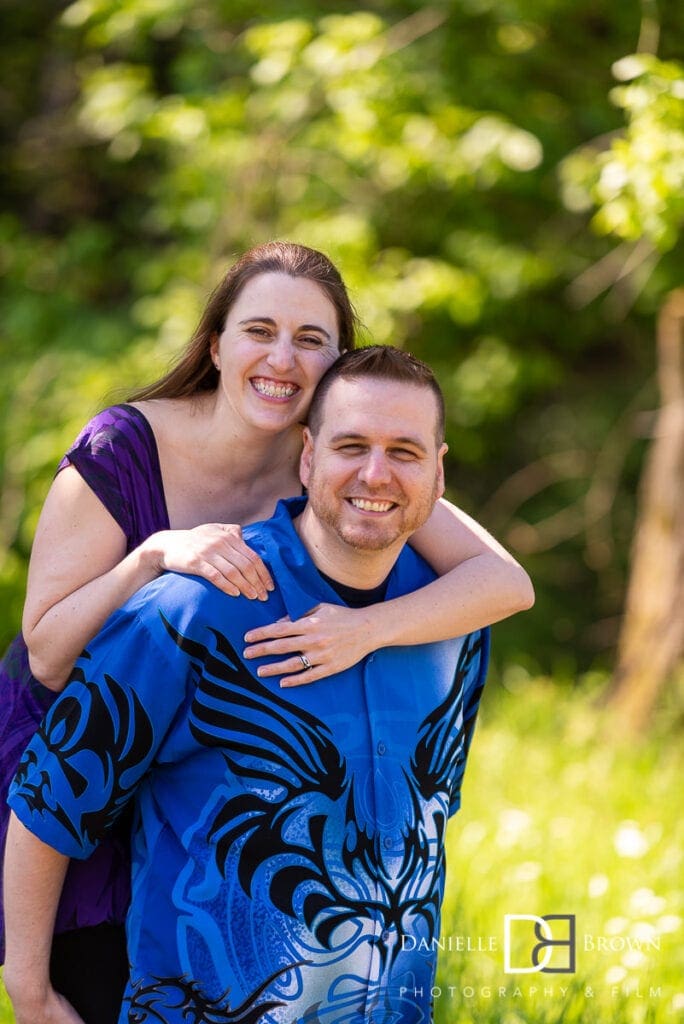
22, 467, 274, 691
243, 497, 534, 685
2, 814, 84, 1024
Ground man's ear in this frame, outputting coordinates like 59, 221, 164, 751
436, 442, 448, 500
300, 427, 314, 488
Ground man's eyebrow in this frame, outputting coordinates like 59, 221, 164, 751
239, 316, 331, 339
329, 431, 429, 453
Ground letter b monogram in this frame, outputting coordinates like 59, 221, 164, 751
503, 914, 576, 974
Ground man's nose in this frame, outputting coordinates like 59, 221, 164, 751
357, 449, 392, 486
266, 336, 297, 373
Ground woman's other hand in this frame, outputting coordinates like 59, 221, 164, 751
144, 524, 274, 600
243, 603, 374, 686
4, 980, 85, 1024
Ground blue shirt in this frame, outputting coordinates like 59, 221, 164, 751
9, 497, 489, 1024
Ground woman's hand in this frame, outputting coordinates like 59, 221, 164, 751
243, 603, 375, 686
144, 524, 274, 600
4, 978, 85, 1024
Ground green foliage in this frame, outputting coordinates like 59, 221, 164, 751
562, 54, 684, 250
1, 0, 683, 673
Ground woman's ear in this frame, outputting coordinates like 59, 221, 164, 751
209, 333, 220, 370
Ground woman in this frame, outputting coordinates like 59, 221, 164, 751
1, 241, 533, 1024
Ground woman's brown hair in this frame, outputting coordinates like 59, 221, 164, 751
128, 241, 357, 401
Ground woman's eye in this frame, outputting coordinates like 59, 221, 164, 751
247, 326, 270, 338
298, 335, 325, 347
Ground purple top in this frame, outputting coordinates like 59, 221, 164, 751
0, 404, 169, 960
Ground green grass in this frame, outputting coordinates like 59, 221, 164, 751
435, 678, 683, 1024
1, 680, 682, 1023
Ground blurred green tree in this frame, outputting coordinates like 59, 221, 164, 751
1, 0, 683, 687
562, 51, 684, 729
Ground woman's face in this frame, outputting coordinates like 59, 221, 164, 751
211, 272, 340, 434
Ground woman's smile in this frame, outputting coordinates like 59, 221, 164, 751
249, 376, 301, 401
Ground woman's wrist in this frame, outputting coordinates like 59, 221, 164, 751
132, 531, 171, 580
2, 960, 51, 1008
357, 601, 397, 656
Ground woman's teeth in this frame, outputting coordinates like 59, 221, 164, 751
252, 378, 299, 398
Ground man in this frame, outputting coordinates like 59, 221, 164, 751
5, 346, 490, 1024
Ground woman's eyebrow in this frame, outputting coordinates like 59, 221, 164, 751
238, 316, 331, 339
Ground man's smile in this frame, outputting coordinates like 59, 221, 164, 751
347, 497, 399, 514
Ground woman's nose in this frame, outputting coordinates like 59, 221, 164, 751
266, 336, 297, 373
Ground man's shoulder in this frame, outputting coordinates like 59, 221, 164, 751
117, 572, 241, 640
391, 542, 438, 595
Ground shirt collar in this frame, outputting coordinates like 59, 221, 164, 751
250, 497, 436, 622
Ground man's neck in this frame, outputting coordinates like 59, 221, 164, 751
294, 505, 403, 589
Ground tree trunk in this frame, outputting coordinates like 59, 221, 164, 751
608, 289, 684, 732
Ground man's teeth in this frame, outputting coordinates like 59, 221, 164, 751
252, 379, 298, 398
349, 498, 395, 513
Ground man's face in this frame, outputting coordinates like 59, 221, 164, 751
300, 377, 447, 552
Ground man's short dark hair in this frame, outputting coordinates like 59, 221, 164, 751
307, 345, 446, 443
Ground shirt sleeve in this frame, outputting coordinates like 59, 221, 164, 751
461, 626, 490, 752
7, 593, 188, 859
57, 405, 168, 551
448, 626, 491, 818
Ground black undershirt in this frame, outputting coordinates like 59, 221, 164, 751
317, 570, 389, 608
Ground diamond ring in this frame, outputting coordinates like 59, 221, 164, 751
299, 653, 312, 671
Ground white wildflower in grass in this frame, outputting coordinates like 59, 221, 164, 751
511, 860, 542, 884
629, 888, 667, 916
631, 921, 659, 944
605, 965, 628, 985
495, 808, 532, 848
622, 949, 648, 969
460, 820, 487, 848
588, 873, 610, 898
656, 914, 681, 934
614, 821, 649, 858
605, 916, 630, 934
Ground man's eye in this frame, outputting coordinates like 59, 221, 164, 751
338, 444, 365, 454
391, 449, 418, 460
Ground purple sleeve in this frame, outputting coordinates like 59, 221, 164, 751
58, 405, 170, 552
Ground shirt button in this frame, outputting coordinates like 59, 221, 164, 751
383, 835, 393, 849
381, 929, 391, 942
377, 741, 386, 756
